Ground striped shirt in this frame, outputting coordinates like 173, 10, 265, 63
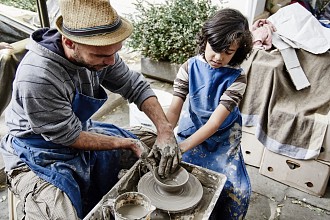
173, 55, 247, 112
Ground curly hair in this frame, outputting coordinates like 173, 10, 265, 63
196, 8, 253, 66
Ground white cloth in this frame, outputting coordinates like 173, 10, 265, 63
268, 3, 330, 54
272, 32, 310, 90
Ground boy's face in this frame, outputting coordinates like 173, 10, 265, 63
204, 42, 238, 68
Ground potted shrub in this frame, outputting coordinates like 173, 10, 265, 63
128, 0, 216, 82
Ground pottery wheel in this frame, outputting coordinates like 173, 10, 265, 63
137, 171, 203, 213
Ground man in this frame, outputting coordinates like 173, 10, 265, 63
0, 0, 180, 219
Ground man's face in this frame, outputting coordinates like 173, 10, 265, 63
72, 42, 123, 71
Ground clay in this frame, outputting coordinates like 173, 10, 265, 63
113, 192, 156, 220
116, 204, 149, 219
153, 166, 189, 193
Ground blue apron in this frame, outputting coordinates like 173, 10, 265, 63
177, 57, 251, 219
12, 86, 138, 218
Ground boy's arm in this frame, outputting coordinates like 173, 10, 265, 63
166, 96, 185, 129
179, 104, 230, 153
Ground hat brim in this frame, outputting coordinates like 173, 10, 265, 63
55, 16, 133, 46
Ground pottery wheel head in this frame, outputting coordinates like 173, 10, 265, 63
138, 171, 203, 213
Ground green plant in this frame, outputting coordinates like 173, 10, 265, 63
0, 0, 37, 12
128, 0, 216, 64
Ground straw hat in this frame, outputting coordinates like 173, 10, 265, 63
55, 0, 133, 46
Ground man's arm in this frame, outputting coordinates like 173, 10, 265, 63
103, 55, 180, 176
70, 131, 144, 157
140, 96, 181, 177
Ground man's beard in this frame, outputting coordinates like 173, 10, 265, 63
72, 49, 107, 71
72, 51, 96, 70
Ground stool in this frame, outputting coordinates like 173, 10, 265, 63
8, 189, 20, 220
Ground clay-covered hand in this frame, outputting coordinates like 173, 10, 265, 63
129, 138, 150, 158
134, 139, 158, 171
148, 133, 181, 178
132, 139, 150, 159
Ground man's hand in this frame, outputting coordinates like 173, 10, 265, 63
130, 138, 150, 158
139, 95, 182, 177
148, 131, 181, 178
132, 138, 159, 175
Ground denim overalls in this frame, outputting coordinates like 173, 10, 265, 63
12, 86, 138, 218
177, 57, 251, 219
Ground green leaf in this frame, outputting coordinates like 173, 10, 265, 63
127, 0, 216, 64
